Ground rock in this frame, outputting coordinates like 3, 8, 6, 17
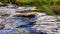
0, 7, 16, 17
37, 30, 47, 34
4, 19, 19, 29
13, 12, 37, 18
0, 24, 5, 30
37, 13, 46, 17
16, 7, 36, 11
33, 22, 60, 30
11, 32, 19, 34
0, 18, 4, 23
31, 13, 60, 34
1, 14, 10, 17
37, 16, 57, 22
6, 4, 18, 8
0, 8, 60, 34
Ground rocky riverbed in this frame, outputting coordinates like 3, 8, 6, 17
0, 6, 60, 34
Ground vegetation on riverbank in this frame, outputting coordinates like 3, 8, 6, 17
0, 0, 60, 15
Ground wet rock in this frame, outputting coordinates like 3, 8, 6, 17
50, 28, 58, 33
32, 13, 60, 34
33, 22, 60, 31
35, 22, 54, 26
0, 7, 60, 34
